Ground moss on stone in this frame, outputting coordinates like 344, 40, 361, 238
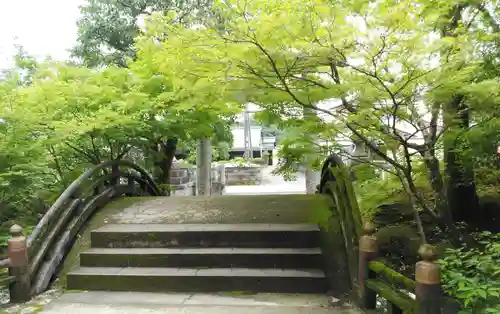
108, 194, 332, 224
365, 279, 416, 313
221, 291, 255, 296
368, 260, 416, 291
56, 194, 338, 290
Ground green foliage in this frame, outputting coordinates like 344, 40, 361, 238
440, 232, 500, 313
73, 0, 214, 67
223, 157, 258, 167
185, 141, 233, 164
354, 163, 432, 220
0, 7, 239, 247
147, 0, 500, 231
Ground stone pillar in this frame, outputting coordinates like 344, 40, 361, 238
196, 138, 212, 195
8, 225, 31, 303
415, 244, 441, 314
305, 168, 321, 194
304, 107, 321, 194
218, 164, 226, 187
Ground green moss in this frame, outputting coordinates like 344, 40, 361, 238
64, 289, 87, 293
365, 279, 416, 313
221, 291, 255, 296
329, 167, 359, 289
339, 166, 363, 238
306, 195, 332, 228
368, 260, 416, 291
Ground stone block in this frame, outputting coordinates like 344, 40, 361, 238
171, 169, 189, 178
225, 166, 262, 185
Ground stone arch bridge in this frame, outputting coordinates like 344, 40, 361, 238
0, 155, 454, 314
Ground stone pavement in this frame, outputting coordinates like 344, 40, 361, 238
39, 291, 360, 314
224, 167, 306, 195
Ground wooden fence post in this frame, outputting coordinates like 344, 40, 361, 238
358, 221, 377, 309
111, 164, 120, 185
415, 244, 441, 314
8, 225, 31, 303
127, 174, 136, 196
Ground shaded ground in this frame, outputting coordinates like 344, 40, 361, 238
109, 194, 328, 224
39, 291, 360, 314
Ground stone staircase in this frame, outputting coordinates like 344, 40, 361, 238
67, 223, 329, 293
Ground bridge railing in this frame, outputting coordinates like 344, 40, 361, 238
0, 160, 160, 303
359, 222, 454, 314
318, 154, 364, 289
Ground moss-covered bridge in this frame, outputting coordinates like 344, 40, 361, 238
0, 156, 451, 314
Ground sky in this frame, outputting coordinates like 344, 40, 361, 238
0, 0, 84, 70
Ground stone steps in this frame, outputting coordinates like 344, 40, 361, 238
68, 223, 328, 293
67, 267, 328, 293
90, 223, 321, 248
80, 248, 323, 268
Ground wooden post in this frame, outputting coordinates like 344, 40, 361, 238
127, 174, 135, 196
8, 225, 31, 303
139, 174, 148, 196
111, 164, 120, 185
358, 221, 377, 309
415, 244, 441, 314
388, 303, 403, 314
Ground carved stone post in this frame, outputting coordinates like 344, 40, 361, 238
416, 244, 441, 314
8, 225, 31, 303
218, 164, 226, 187
358, 222, 377, 309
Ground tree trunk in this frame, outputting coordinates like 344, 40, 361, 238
152, 137, 178, 185
161, 137, 178, 185
443, 97, 480, 224
439, 5, 481, 225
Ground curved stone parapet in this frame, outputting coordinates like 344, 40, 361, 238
25, 160, 161, 295
318, 153, 363, 289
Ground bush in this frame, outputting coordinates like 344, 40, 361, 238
439, 231, 500, 313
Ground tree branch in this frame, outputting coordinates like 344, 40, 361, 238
65, 141, 100, 164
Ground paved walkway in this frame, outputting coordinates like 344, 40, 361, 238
39, 291, 359, 314
225, 167, 306, 195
